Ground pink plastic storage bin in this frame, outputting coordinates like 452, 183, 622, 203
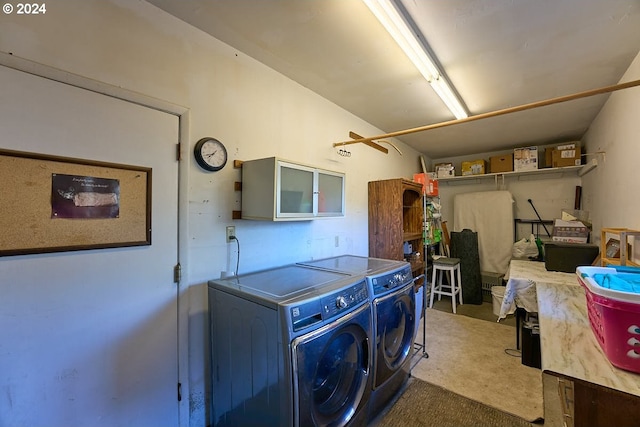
576, 266, 640, 374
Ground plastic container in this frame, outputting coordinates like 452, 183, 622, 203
482, 272, 505, 302
576, 266, 640, 373
491, 286, 506, 317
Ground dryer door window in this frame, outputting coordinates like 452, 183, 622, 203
291, 303, 371, 427
374, 283, 416, 387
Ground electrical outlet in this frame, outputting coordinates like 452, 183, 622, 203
226, 226, 236, 243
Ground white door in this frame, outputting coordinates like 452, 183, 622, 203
0, 65, 180, 426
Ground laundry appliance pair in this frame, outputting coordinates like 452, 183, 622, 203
207, 255, 416, 427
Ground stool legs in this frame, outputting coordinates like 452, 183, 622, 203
456, 265, 463, 306
449, 268, 457, 313
429, 263, 462, 314
429, 266, 437, 309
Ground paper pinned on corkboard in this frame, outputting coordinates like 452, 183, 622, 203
0, 149, 151, 256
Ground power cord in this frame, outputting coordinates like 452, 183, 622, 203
230, 236, 240, 277
504, 348, 521, 357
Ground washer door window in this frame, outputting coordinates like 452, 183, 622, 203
291, 303, 371, 427
373, 282, 416, 388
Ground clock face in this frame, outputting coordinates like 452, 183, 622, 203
194, 137, 227, 172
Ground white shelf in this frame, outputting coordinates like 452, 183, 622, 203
437, 164, 595, 185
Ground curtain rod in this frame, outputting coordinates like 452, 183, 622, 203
334, 79, 640, 147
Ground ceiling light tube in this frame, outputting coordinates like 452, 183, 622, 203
430, 77, 469, 120
363, 0, 468, 119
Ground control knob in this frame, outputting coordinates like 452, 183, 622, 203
336, 296, 348, 309
390, 273, 405, 286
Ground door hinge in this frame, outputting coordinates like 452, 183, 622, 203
174, 263, 182, 283
176, 142, 182, 161
177, 382, 182, 402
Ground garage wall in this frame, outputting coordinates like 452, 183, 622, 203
0, 1, 426, 426
582, 50, 640, 252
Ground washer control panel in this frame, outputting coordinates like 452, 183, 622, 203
369, 265, 412, 296
320, 280, 368, 319
290, 279, 368, 332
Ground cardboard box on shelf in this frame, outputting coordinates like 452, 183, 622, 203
437, 167, 454, 178
514, 146, 538, 172
552, 147, 582, 167
489, 154, 513, 173
556, 143, 577, 150
461, 159, 487, 176
435, 163, 454, 178
544, 147, 554, 167
544, 142, 580, 167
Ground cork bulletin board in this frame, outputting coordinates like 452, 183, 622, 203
0, 149, 152, 256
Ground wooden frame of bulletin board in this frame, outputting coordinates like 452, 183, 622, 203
0, 149, 152, 256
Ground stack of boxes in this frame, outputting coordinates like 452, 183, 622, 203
551, 209, 591, 244
433, 141, 582, 178
551, 219, 590, 243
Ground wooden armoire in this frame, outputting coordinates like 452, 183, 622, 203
368, 178, 425, 284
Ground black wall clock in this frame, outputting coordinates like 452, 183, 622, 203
194, 137, 227, 172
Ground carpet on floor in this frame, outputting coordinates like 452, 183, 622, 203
374, 377, 537, 427
411, 308, 544, 423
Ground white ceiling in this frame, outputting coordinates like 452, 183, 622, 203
146, 0, 640, 159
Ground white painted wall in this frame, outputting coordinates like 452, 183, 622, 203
0, 1, 427, 426
582, 50, 640, 257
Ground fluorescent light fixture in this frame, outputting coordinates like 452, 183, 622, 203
430, 76, 468, 120
363, 0, 468, 119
